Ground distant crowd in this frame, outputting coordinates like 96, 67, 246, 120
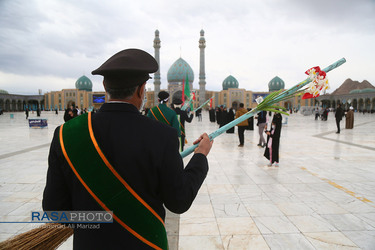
63, 106, 91, 122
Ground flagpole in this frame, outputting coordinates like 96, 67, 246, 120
180, 58, 346, 158
193, 96, 214, 112
181, 96, 194, 111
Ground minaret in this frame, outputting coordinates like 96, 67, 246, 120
198, 29, 206, 106
153, 30, 161, 106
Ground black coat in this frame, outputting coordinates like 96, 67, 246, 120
335, 107, 344, 121
264, 122, 282, 163
209, 109, 216, 122
226, 109, 235, 133
272, 113, 282, 127
174, 107, 193, 132
43, 103, 208, 249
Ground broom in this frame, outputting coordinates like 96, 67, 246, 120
0, 223, 73, 250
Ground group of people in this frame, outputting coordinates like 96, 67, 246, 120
209, 106, 254, 131
63, 106, 88, 122
314, 104, 355, 133
235, 106, 282, 167
335, 103, 355, 133
315, 107, 329, 121
24, 107, 41, 119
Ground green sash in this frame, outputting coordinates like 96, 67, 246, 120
149, 106, 170, 125
59, 112, 168, 250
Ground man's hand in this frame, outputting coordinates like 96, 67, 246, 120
193, 133, 213, 156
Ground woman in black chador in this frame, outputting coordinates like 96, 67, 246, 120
246, 108, 254, 130
209, 108, 216, 122
226, 108, 235, 133
264, 113, 282, 167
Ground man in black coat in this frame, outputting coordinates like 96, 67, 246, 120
43, 49, 213, 249
172, 98, 193, 151
335, 103, 344, 133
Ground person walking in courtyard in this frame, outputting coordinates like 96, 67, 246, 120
63, 108, 73, 122
226, 108, 235, 133
172, 98, 193, 151
264, 116, 282, 167
235, 103, 248, 147
335, 103, 344, 133
147, 91, 181, 138
247, 108, 254, 131
195, 108, 202, 122
255, 110, 267, 147
322, 108, 328, 121
315, 107, 320, 120
346, 106, 354, 129
25, 108, 29, 119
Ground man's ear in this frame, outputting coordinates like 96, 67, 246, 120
136, 83, 146, 98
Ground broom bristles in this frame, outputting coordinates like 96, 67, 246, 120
0, 223, 73, 250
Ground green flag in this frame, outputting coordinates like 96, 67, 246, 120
184, 73, 190, 100
184, 73, 193, 110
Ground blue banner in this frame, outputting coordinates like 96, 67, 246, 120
29, 119, 48, 128
252, 93, 269, 103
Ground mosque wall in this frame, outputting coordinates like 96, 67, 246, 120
44, 89, 106, 110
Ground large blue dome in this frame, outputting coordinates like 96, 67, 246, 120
222, 75, 239, 90
75, 75, 92, 91
167, 58, 194, 85
268, 76, 285, 92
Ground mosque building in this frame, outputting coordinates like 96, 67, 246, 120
317, 79, 375, 111
0, 89, 43, 112
2, 30, 374, 113
43, 75, 106, 111
144, 29, 289, 110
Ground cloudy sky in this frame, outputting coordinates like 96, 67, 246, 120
0, 0, 374, 95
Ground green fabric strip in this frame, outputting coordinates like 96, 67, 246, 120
61, 113, 168, 249
150, 107, 169, 125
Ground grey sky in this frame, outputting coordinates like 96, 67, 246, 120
0, 0, 374, 95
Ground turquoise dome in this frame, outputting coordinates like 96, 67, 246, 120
222, 75, 239, 90
167, 58, 194, 85
75, 75, 92, 91
268, 76, 285, 91
350, 88, 375, 94
360, 88, 375, 93
0, 89, 9, 94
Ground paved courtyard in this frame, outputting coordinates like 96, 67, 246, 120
0, 110, 374, 249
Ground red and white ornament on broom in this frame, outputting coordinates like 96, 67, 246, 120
302, 66, 330, 99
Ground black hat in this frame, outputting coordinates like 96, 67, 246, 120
92, 48, 158, 88
173, 98, 183, 105
158, 91, 169, 100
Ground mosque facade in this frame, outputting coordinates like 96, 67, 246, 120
0, 89, 44, 112
144, 29, 314, 111
145, 29, 375, 112
2, 31, 375, 113
43, 75, 106, 111
316, 79, 375, 111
